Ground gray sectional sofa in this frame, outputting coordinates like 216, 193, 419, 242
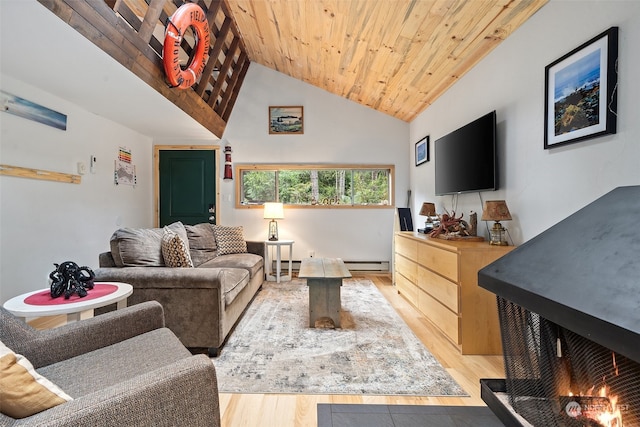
94, 222, 264, 356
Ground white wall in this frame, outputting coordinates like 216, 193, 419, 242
0, 75, 154, 303
410, 0, 640, 245
0, 10, 408, 305
221, 63, 410, 262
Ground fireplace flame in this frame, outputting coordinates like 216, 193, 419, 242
566, 383, 623, 427
595, 385, 622, 427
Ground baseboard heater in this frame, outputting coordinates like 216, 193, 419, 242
270, 260, 390, 272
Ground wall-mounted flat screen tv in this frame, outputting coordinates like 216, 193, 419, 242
434, 110, 497, 196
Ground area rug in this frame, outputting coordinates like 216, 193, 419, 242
212, 278, 467, 396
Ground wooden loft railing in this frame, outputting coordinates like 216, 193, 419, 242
37, 0, 250, 137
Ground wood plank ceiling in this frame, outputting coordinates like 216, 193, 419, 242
39, 0, 548, 135
225, 0, 548, 122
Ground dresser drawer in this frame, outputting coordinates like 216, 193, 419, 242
417, 244, 458, 282
393, 233, 512, 355
395, 235, 418, 260
395, 254, 417, 284
417, 265, 459, 313
395, 272, 418, 305
417, 288, 460, 345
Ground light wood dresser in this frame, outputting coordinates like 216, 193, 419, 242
394, 231, 514, 355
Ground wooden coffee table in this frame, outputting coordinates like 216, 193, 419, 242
298, 258, 351, 328
3, 282, 133, 323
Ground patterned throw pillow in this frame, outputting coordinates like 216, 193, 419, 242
212, 225, 248, 256
0, 340, 73, 418
161, 227, 194, 268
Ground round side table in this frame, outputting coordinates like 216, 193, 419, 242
3, 282, 133, 323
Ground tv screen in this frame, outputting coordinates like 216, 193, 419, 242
434, 111, 497, 196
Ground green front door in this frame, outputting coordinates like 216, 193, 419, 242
159, 150, 216, 227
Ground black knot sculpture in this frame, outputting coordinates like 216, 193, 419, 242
49, 261, 95, 299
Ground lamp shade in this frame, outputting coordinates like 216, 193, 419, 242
419, 202, 436, 216
263, 202, 284, 219
481, 200, 512, 222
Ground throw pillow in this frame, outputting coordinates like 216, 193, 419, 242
185, 223, 217, 266
109, 222, 188, 267
212, 225, 247, 256
0, 340, 73, 418
161, 227, 194, 268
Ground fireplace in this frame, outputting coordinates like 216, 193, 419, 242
478, 186, 640, 427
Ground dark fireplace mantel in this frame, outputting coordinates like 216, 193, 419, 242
479, 186, 640, 363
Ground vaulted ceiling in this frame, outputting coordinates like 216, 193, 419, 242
6, 0, 549, 142
121, 0, 549, 123
224, 0, 548, 122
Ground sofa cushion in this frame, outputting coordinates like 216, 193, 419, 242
37, 328, 191, 397
212, 225, 247, 256
110, 222, 187, 267
0, 340, 73, 418
161, 227, 194, 268
199, 253, 264, 279
219, 269, 251, 307
185, 223, 217, 267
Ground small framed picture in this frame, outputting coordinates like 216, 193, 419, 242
415, 135, 429, 166
269, 106, 304, 134
544, 27, 618, 149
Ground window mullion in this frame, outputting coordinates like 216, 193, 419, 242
350, 169, 354, 206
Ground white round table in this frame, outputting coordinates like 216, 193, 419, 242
3, 282, 133, 323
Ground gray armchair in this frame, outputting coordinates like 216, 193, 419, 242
0, 301, 220, 427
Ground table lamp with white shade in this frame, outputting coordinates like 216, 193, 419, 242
263, 202, 284, 241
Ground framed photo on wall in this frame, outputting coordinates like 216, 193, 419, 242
544, 27, 618, 149
269, 106, 304, 134
415, 135, 429, 166
1, 90, 67, 130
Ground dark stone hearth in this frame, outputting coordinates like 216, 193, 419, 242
317, 404, 503, 427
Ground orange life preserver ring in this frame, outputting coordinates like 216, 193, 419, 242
162, 3, 210, 89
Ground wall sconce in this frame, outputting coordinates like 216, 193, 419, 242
419, 202, 438, 232
481, 200, 512, 246
263, 202, 284, 241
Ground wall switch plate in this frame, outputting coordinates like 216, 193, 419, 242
77, 162, 87, 175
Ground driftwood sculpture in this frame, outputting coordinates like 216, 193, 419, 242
429, 211, 472, 238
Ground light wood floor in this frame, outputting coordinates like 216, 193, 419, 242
217, 273, 505, 427
28, 273, 505, 426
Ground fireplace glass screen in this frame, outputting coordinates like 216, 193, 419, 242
497, 297, 640, 427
